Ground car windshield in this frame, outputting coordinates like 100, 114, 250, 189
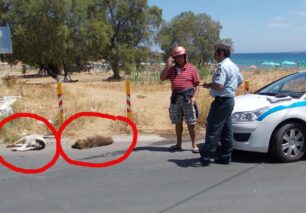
255, 71, 306, 99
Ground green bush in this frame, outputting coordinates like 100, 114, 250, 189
198, 65, 210, 79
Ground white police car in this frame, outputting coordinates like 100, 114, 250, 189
232, 70, 306, 162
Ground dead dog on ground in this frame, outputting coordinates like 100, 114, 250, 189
6, 134, 47, 152
71, 134, 114, 150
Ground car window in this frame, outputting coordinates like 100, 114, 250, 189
281, 77, 306, 95
256, 72, 306, 98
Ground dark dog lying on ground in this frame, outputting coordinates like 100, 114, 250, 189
71, 135, 114, 150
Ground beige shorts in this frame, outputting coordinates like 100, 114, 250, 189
169, 95, 197, 125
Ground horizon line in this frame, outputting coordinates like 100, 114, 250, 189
234, 50, 306, 54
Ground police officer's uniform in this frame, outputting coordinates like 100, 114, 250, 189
200, 57, 243, 162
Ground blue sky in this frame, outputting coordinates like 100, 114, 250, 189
148, 0, 306, 53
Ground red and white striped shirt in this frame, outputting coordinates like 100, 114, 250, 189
166, 63, 200, 91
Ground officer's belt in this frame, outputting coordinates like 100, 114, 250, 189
214, 96, 233, 101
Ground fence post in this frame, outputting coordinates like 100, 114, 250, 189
244, 80, 250, 94
57, 82, 64, 125
125, 80, 132, 120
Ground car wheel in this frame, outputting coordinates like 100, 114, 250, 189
270, 123, 306, 162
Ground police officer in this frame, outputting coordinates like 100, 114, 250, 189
199, 44, 243, 166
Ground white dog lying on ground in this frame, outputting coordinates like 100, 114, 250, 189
6, 134, 47, 152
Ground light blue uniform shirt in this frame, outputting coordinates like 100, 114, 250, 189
210, 58, 243, 97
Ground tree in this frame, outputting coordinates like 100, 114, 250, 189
63, 0, 112, 70
2, 0, 112, 80
101, 0, 162, 79
1, 0, 162, 81
0, 0, 12, 25
156, 11, 233, 68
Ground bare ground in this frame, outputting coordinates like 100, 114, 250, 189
1, 67, 205, 143
1, 65, 299, 143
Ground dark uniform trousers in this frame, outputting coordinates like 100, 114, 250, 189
200, 97, 235, 159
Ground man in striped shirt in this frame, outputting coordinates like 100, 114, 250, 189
160, 46, 200, 153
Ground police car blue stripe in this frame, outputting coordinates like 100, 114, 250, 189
257, 101, 306, 121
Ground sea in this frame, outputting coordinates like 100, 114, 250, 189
231, 51, 306, 70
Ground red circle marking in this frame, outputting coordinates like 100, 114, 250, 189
0, 112, 138, 173
0, 113, 59, 174
58, 112, 138, 168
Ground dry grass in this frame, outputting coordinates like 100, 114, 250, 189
241, 68, 300, 93
0, 64, 301, 143
0, 117, 49, 143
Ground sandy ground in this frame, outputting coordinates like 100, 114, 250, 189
1, 64, 298, 144
0, 65, 205, 144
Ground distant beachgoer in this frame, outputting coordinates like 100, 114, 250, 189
160, 46, 200, 153
199, 44, 243, 166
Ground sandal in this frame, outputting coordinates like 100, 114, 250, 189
168, 145, 182, 152
192, 147, 200, 153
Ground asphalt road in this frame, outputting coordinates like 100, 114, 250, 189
1, 135, 306, 213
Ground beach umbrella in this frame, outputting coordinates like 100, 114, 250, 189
299, 61, 306, 67
262, 61, 272, 65
281, 60, 296, 65
249, 65, 257, 69
262, 61, 280, 66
